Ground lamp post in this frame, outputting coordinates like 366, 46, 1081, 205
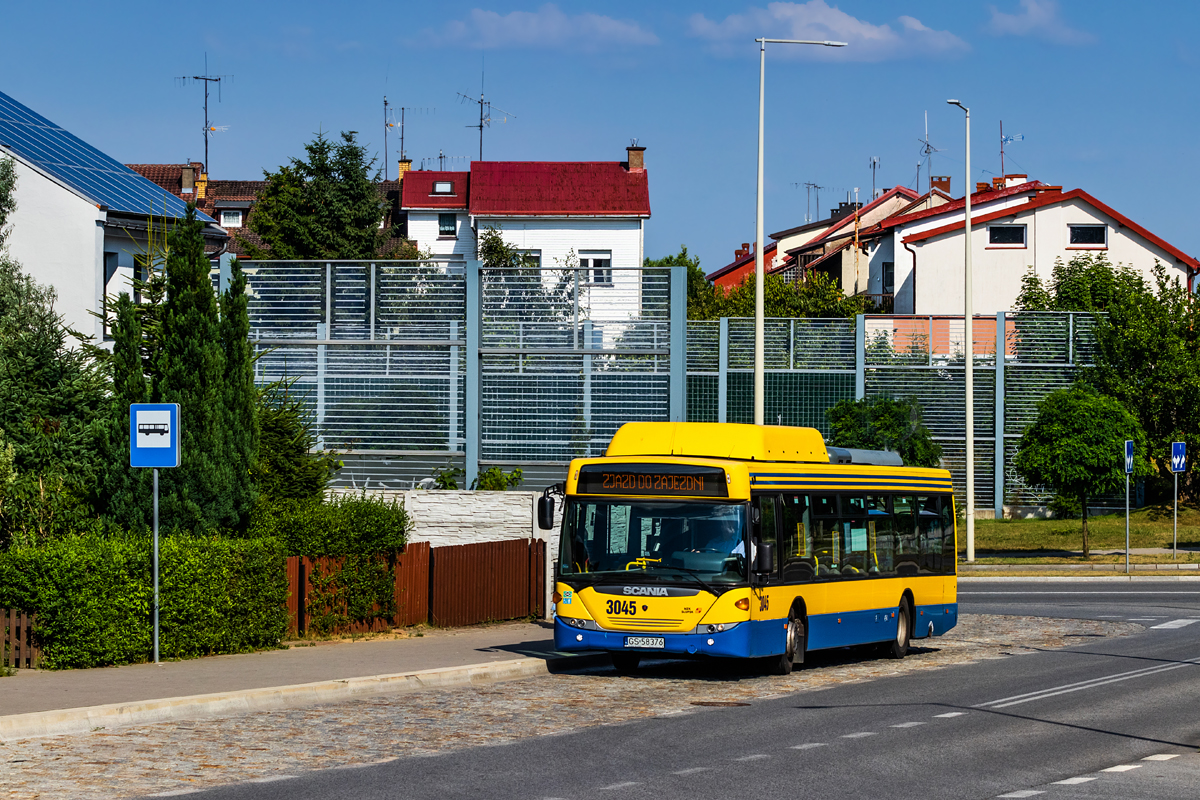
754, 37, 846, 425
947, 99, 974, 562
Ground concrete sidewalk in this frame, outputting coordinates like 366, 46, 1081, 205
0, 621, 601, 740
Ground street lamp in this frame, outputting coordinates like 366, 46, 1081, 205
754, 37, 847, 426
947, 98, 974, 562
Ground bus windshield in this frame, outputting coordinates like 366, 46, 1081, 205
560, 499, 748, 585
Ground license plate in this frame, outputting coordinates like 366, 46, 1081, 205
624, 636, 665, 649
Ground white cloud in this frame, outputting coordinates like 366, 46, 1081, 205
987, 0, 1095, 45
687, 1, 969, 61
426, 4, 659, 51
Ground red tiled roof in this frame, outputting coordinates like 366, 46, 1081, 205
707, 242, 780, 282
126, 162, 204, 198
800, 186, 919, 248
902, 188, 1200, 268
469, 161, 650, 216
876, 181, 1044, 232
400, 171, 469, 209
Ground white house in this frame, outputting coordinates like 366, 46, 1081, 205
0, 90, 226, 341
863, 176, 1198, 315
400, 147, 651, 323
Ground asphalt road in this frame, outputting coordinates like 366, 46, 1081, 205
153, 580, 1200, 800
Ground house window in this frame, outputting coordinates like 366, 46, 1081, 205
438, 213, 457, 237
1069, 224, 1106, 246
580, 250, 613, 285
220, 210, 242, 228
518, 249, 541, 269
988, 224, 1025, 246
882, 261, 895, 294
432, 181, 454, 195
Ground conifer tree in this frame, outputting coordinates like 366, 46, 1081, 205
154, 206, 236, 531
220, 257, 258, 524
97, 293, 153, 529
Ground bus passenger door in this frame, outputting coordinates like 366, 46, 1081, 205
750, 494, 784, 656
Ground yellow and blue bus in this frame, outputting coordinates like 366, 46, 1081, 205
546, 422, 957, 674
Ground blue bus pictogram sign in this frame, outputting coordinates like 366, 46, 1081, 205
130, 404, 180, 468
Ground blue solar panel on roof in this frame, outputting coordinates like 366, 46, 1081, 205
0, 89, 214, 222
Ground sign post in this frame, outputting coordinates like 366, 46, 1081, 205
1171, 442, 1187, 561
1124, 440, 1134, 575
130, 403, 180, 664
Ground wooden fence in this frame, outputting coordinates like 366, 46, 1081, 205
2, 608, 40, 669
286, 538, 545, 636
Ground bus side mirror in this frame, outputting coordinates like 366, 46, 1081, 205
755, 542, 775, 574
537, 496, 555, 530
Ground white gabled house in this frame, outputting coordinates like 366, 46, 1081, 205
0, 90, 225, 341
864, 176, 1198, 315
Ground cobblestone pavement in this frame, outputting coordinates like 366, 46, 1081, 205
1, 615, 1139, 799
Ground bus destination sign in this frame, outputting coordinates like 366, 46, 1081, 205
577, 464, 728, 497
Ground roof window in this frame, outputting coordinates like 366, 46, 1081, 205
432, 181, 454, 195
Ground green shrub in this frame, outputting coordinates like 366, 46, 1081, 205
248, 492, 410, 556
0, 533, 288, 669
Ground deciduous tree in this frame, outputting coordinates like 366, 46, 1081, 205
826, 396, 942, 468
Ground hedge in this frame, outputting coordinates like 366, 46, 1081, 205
247, 492, 410, 556
0, 534, 288, 669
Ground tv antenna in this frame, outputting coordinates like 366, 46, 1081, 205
799, 182, 825, 223
1000, 120, 1024, 177
868, 157, 881, 199
917, 111, 943, 194
384, 101, 434, 179
176, 54, 231, 174
421, 151, 468, 171
457, 65, 513, 161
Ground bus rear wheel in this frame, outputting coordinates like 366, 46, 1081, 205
611, 652, 641, 673
886, 602, 911, 659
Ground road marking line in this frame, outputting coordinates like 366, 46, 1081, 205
1143, 754, 1180, 761
600, 782, 641, 790
1151, 619, 1200, 629
672, 767, 711, 775
791, 743, 827, 749
735, 754, 770, 761
934, 712, 966, 718
997, 791, 1043, 798
890, 722, 925, 728
975, 657, 1200, 709
1102, 764, 1142, 772
1052, 777, 1096, 785
841, 732, 876, 738
1128, 618, 1158, 621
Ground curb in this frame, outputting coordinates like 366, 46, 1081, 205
960, 575, 1200, 582
0, 653, 608, 742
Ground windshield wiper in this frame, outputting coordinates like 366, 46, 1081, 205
645, 564, 725, 597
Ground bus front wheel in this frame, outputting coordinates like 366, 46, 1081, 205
886, 602, 911, 659
768, 611, 803, 675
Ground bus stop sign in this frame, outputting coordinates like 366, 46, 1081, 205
130, 403, 180, 468
1124, 440, 1134, 475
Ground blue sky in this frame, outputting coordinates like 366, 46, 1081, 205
3, 1, 1196, 273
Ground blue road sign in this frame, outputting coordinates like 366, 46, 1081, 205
130, 403, 180, 468
1172, 442, 1187, 474
1125, 440, 1134, 475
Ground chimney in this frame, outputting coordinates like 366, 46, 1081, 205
181, 164, 195, 194
992, 177, 1005, 191
930, 175, 950, 194
975, 182, 990, 194
197, 172, 208, 200
626, 145, 646, 172
1004, 173, 1027, 188
398, 158, 412, 178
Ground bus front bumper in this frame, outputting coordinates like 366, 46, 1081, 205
554, 616, 755, 659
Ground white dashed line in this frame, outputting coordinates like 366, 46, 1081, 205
1128, 618, 1158, 621
672, 767, 711, 775
890, 722, 925, 728
600, 782, 641, 790
735, 754, 770, 761
997, 791, 1043, 798
246, 776, 299, 783
1053, 777, 1096, 785
791, 743, 828, 750
1151, 619, 1200, 629
1143, 754, 1180, 761
934, 712, 966, 718
1102, 764, 1142, 772
841, 732, 876, 738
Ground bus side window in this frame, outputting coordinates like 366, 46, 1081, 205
893, 496, 919, 575
941, 497, 957, 572
867, 494, 894, 576
812, 494, 839, 577
780, 494, 816, 582
916, 496, 942, 573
